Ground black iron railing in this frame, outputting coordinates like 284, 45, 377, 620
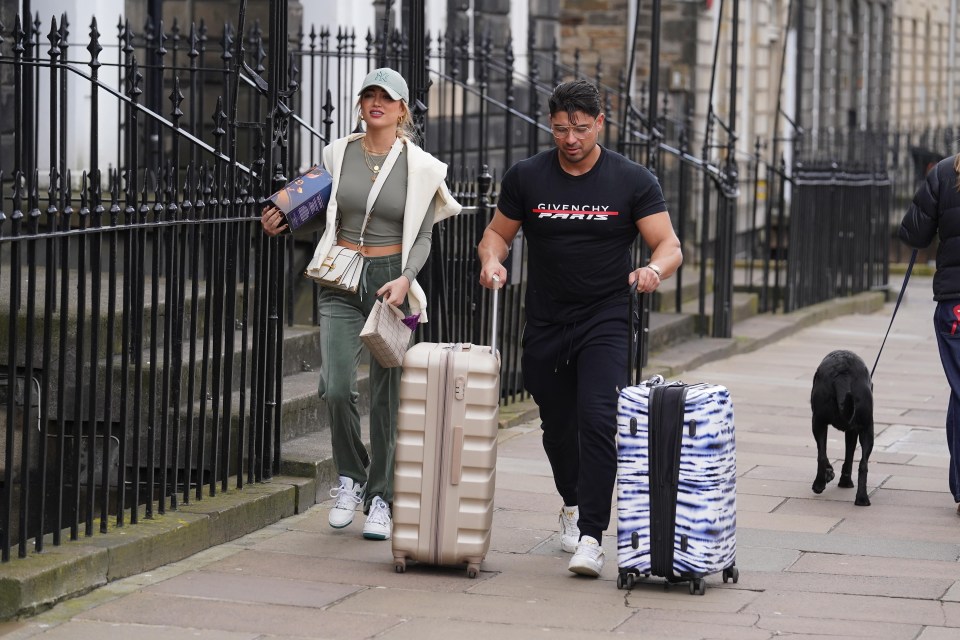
0, 9, 287, 562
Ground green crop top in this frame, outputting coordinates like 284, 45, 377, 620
336, 139, 435, 283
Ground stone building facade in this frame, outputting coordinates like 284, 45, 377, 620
890, 0, 959, 129
558, 0, 699, 102
552, 0, 957, 160
788, 0, 893, 161
10, 0, 955, 174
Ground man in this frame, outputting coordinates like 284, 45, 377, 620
477, 80, 682, 577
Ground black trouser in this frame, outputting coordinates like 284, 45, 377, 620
934, 300, 960, 503
521, 302, 628, 543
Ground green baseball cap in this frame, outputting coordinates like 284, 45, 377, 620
358, 67, 409, 103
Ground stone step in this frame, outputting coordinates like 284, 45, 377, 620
680, 290, 760, 334
100, 364, 370, 472
44, 323, 324, 423
0, 266, 230, 368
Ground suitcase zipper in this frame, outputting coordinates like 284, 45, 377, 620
431, 348, 449, 564
431, 345, 460, 565
648, 384, 686, 579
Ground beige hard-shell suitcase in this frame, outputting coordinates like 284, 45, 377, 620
392, 286, 501, 578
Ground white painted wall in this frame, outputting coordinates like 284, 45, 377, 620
300, 0, 376, 33
782, 25, 796, 197
299, 0, 376, 144
32, 0, 123, 177
297, 0, 451, 167
811, 0, 822, 141
740, 0, 753, 161
509, 0, 528, 76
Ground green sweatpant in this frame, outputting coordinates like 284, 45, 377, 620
317, 253, 409, 512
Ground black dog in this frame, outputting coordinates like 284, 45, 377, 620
810, 349, 874, 506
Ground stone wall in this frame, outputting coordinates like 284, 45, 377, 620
558, 1, 698, 113
530, 0, 560, 58
474, 0, 512, 49
123, 0, 302, 41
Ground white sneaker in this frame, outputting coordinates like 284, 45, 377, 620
362, 496, 392, 540
568, 535, 604, 577
328, 476, 364, 529
559, 505, 580, 553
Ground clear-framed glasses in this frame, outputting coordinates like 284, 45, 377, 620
551, 120, 597, 140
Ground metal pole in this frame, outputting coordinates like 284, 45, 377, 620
794, 0, 804, 133
405, 0, 428, 139
647, 0, 660, 173
22, 0, 35, 179
638, 0, 661, 367
261, 0, 288, 479
764, 0, 795, 313
379, 0, 393, 68
620, 1, 644, 152
147, 0, 163, 171
713, 0, 739, 339
728, 0, 739, 169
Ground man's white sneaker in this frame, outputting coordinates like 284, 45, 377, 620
362, 496, 392, 540
559, 505, 580, 553
568, 535, 604, 577
328, 476, 364, 529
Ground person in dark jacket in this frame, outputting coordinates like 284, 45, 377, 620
899, 154, 960, 515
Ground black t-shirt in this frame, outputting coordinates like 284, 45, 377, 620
497, 147, 666, 324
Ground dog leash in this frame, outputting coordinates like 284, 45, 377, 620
870, 248, 918, 379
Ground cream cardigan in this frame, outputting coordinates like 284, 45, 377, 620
304, 133, 461, 322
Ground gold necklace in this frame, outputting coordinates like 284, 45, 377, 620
361, 140, 390, 182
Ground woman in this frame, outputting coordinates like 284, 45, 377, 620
262, 67, 461, 539
899, 154, 960, 516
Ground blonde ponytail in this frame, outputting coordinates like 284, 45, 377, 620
954, 154, 960, 192
396, 102, 420, 146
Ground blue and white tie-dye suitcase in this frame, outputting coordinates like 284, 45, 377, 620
616, 375, 739, 595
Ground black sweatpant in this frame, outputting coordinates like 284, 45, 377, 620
521, 302, 628, 543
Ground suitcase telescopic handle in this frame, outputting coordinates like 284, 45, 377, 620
490, 275, 501, 355
628, 280, 643, 386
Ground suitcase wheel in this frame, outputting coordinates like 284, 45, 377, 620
722, 566, 739, 584
616, 570, 640, 590
688, 578, 706, 596
467, 562, 480, 579
394, 558, 406, 574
